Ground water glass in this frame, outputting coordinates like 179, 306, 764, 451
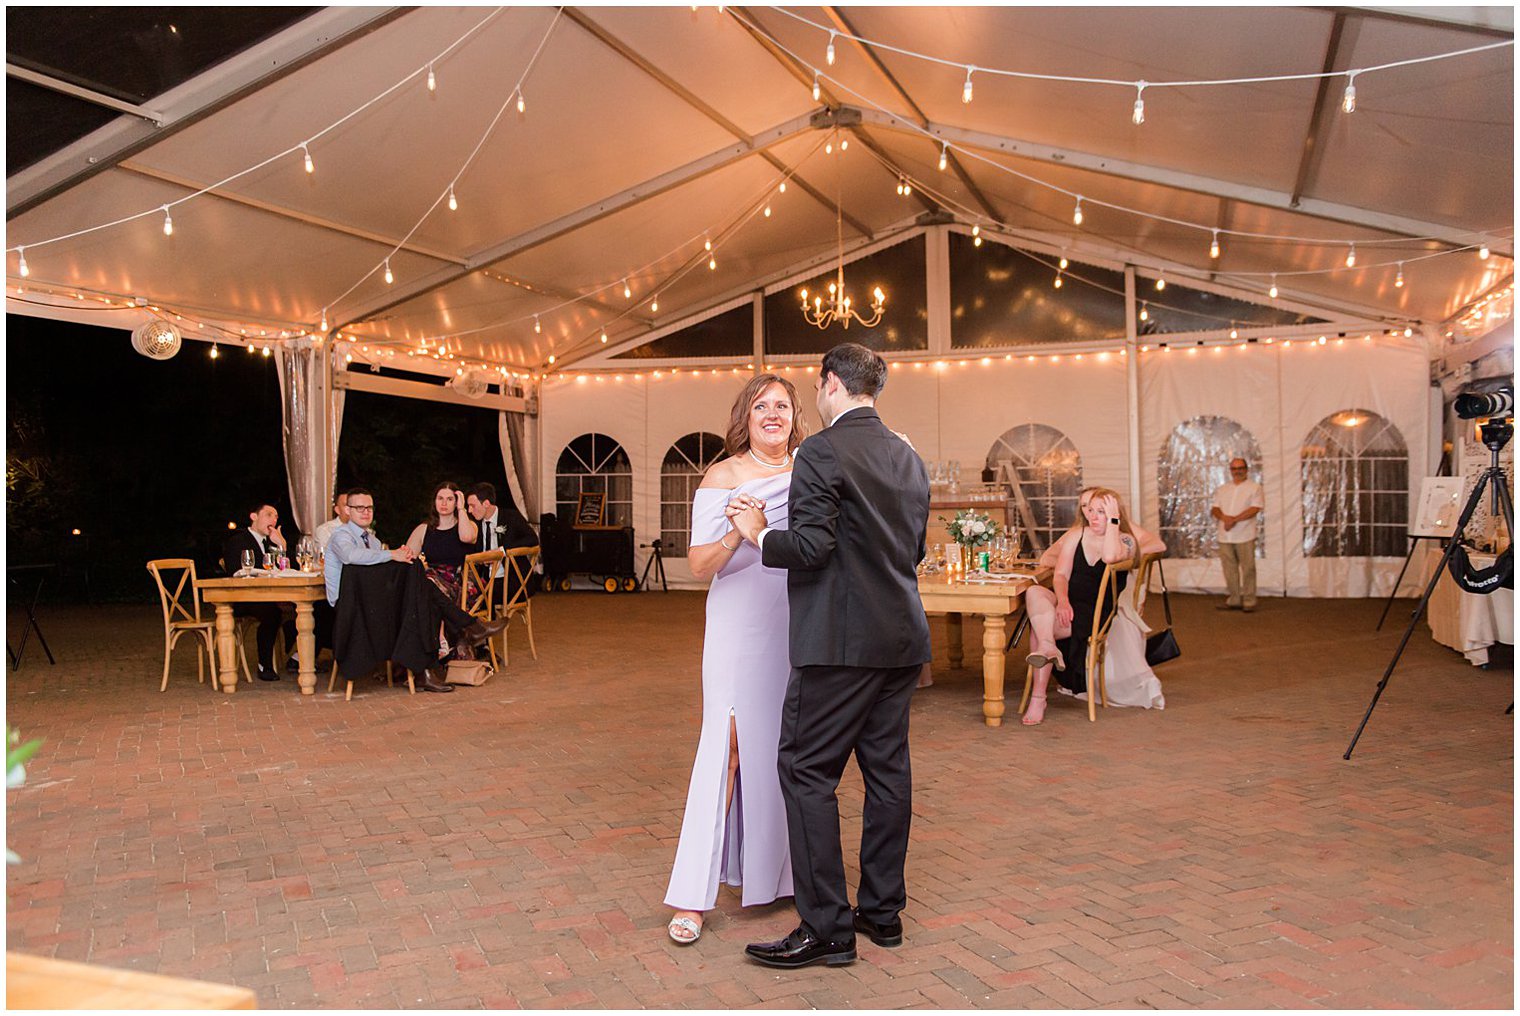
240, 549, 255, 573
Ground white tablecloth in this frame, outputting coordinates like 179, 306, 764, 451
1425, 545, 1514, 666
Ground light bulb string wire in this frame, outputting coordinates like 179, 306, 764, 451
404, 131, 837, 360
320, 8, 563, 318
7, 281, 311, 341
5, 7, 507, 259
765, 5, 1513, 91
738, 9, 1511, 251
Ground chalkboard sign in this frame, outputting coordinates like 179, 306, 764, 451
574, 491, 606, 528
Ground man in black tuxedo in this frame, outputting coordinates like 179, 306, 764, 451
220, 502, 298, 681
465, 483, 539, 605
730, 342, 930, 969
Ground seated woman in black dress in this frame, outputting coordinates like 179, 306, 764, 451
405, 482, 480, 650
1021, 487, 1166, 725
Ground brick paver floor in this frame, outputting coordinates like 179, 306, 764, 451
5, 592, 1512, 1008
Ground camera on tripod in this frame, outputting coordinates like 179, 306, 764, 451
1454, 385, 1514, 421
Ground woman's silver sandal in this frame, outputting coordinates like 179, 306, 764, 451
667, 915, 702, 944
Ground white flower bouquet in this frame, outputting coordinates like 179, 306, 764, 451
940, 509, 1000, 549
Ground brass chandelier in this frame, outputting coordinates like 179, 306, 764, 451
799, 139, 885, 330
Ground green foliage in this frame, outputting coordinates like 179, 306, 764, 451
7, 727, 43, 865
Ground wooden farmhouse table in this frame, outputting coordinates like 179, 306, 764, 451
195, 572, 326, 695
7, 951, 256, 1009
918, 570, 1045, 727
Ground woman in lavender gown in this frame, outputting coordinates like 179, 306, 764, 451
665, 373, 806, 945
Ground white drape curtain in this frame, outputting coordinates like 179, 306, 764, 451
275, 343, 344, 536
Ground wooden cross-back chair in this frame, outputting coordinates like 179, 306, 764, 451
498, 546, 541, 665
1019, 557, 1134, 722
145, 559, 217, 692
462, 549, 507, 670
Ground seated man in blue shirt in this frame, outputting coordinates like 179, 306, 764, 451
325, 487, 507, 693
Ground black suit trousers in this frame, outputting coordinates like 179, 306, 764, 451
232, 603, 294, 670
777, 662, 919, 942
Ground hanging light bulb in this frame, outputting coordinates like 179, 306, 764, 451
708, 255, 717, 271
896, 179, 903, 196
447, 186, 458, 211
1404, 326, 1413, 338
301, 143, 314, 174
651, 299, 659, 312
547, 354, 555, 365
161, 206, 174, 236
1268, 274, 1279, 299
1132, 81, 1147, 125
938, 143, 948, 171
1229, 324, 1238, 339
319, 308, 328, 332
533, 314, 541, 334
1155, 271, 1166, 291
812, 72, 821, 102
427, 64, 436, 93
1478, 240, 1491, 261
209, 343, 220, 359
825, 31, 836, 66
383, 259, 394, 284
778, 181, 787, 194
623, 279, 632, 299
1059, 255, 1069, 269
1341, 73, 1357, 114
962, 66, 974, 104
600, 331, 608, 343
16, 247, 28, 279
826, 140, 834, 155
1053, 273, 1063, 289
973, 234, 983, 247
1139, 302, 1149, 321
1345, 243, 1356, 268
704, 237, 712, 252
764, 204, 772, 217
516, 90, 526, 115
261, 345, 271, 357
1210, 229, 1220, 259
971, 224, 980, 238
1395, 263, 1405, 288
1073, 197, 1084, 226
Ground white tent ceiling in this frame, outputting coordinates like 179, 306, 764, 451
6, 6, 1514, 375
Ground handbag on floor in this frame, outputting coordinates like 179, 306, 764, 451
446, 659, 493, 685
1144, 560, 1182, 666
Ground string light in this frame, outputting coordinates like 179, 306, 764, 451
319, 308, 328, 332
547, 354, 555, 365
651, 299, 659, 312
1155, 270, 1166, 291
1341, 73, 1357, 113
1053, 272, 1063, 288
261, 345, 271, 357
1395, 263, 1404, 287
301, 143, 314, 175
427, 64, 436, 93
825, 31, 836, 66
533, 314, 541, 334
812, 72, 821, 102
448, 186, 458, 211
161, 207, 173, 236
1058, 255, 1068, 269
383, 259, 394, 285
1345, 243, 1356, 268
1268, 274, 1279, 298
1132, 81, 1146, 125
1209, 229, 1220, 259
708, 255, 717, 270
16, 248, 27, 278
209, 343, 219, 359
938, 143, 948, 171
1478, 240, 1491, 260
623, 278, 632, 299
962, 66, 974, 104
1072, 197, 1084, 226
516, 90, 526, 115
600, 331, 608, 343
1138, 302, 1148, 321
972, 224, 982, 247
1229, 324, 1238, 339
764, 204, 772, 217
778, 181, 787, 194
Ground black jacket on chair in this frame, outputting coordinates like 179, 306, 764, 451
760, 406, 931, 669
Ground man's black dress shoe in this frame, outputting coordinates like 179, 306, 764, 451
744, 925, 855, 968
256, 666, 281, 682
853, 908, 903, 947
458, 617, 509, 649
284, 656, 301, 674
419, 669, 455, 693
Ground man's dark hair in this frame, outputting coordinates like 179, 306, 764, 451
344, 486, 373, 501
820, 342, 887, 398
468, 482, 497, 506
246, 502, 274, 521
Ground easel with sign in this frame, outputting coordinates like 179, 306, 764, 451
1375, 475, 1463, 630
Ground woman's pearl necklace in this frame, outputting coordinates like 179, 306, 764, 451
749, 448, 791, 469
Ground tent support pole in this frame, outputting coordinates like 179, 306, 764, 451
1124, 266, 1142, 520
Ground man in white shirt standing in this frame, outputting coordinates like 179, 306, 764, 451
1211, 457, 1264, 612
312, 493, 351, 551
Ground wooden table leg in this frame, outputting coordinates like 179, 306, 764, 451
946, 613, 964, 670
294, 602, 316, 696
214, 605, 238, 694
981, 612, 1007, 727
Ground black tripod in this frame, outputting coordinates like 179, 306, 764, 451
1345, 419, 1513, 759
638, 539, 668, 592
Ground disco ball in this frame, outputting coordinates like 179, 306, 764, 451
131, 319, 182, 359
447, 368, 490, 399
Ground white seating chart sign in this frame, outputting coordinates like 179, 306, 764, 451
1411, 476, 1465, 538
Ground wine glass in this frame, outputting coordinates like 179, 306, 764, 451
239, 549, 255, 574
296, 535, 317, 572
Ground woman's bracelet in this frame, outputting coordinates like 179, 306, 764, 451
720, 534, 740, 551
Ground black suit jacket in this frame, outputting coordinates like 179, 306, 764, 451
760, 407, 931, 669
476, 505, 537, 553
222, 529, 280, 576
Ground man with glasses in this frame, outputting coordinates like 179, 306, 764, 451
324, 487, 507, 693
1211, 458, 1264, 612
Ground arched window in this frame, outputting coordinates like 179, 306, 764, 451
555, 433, 632, 527
1158, 416, 1264, 558
661, 432, 726, 557
1302, 409, 1408, 557
984, 424, 1082, 552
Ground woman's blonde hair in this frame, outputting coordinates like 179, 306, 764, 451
724, 373, 807, 457
1075, 486, 1142, 567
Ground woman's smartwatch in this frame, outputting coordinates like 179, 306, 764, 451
1109, 517, 1120, 525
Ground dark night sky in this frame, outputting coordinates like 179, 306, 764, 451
7, 314, 509, 601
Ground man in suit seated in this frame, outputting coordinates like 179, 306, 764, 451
221, 502, 299, 681
324, 487, 509, 693
465, 482, 540, 606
